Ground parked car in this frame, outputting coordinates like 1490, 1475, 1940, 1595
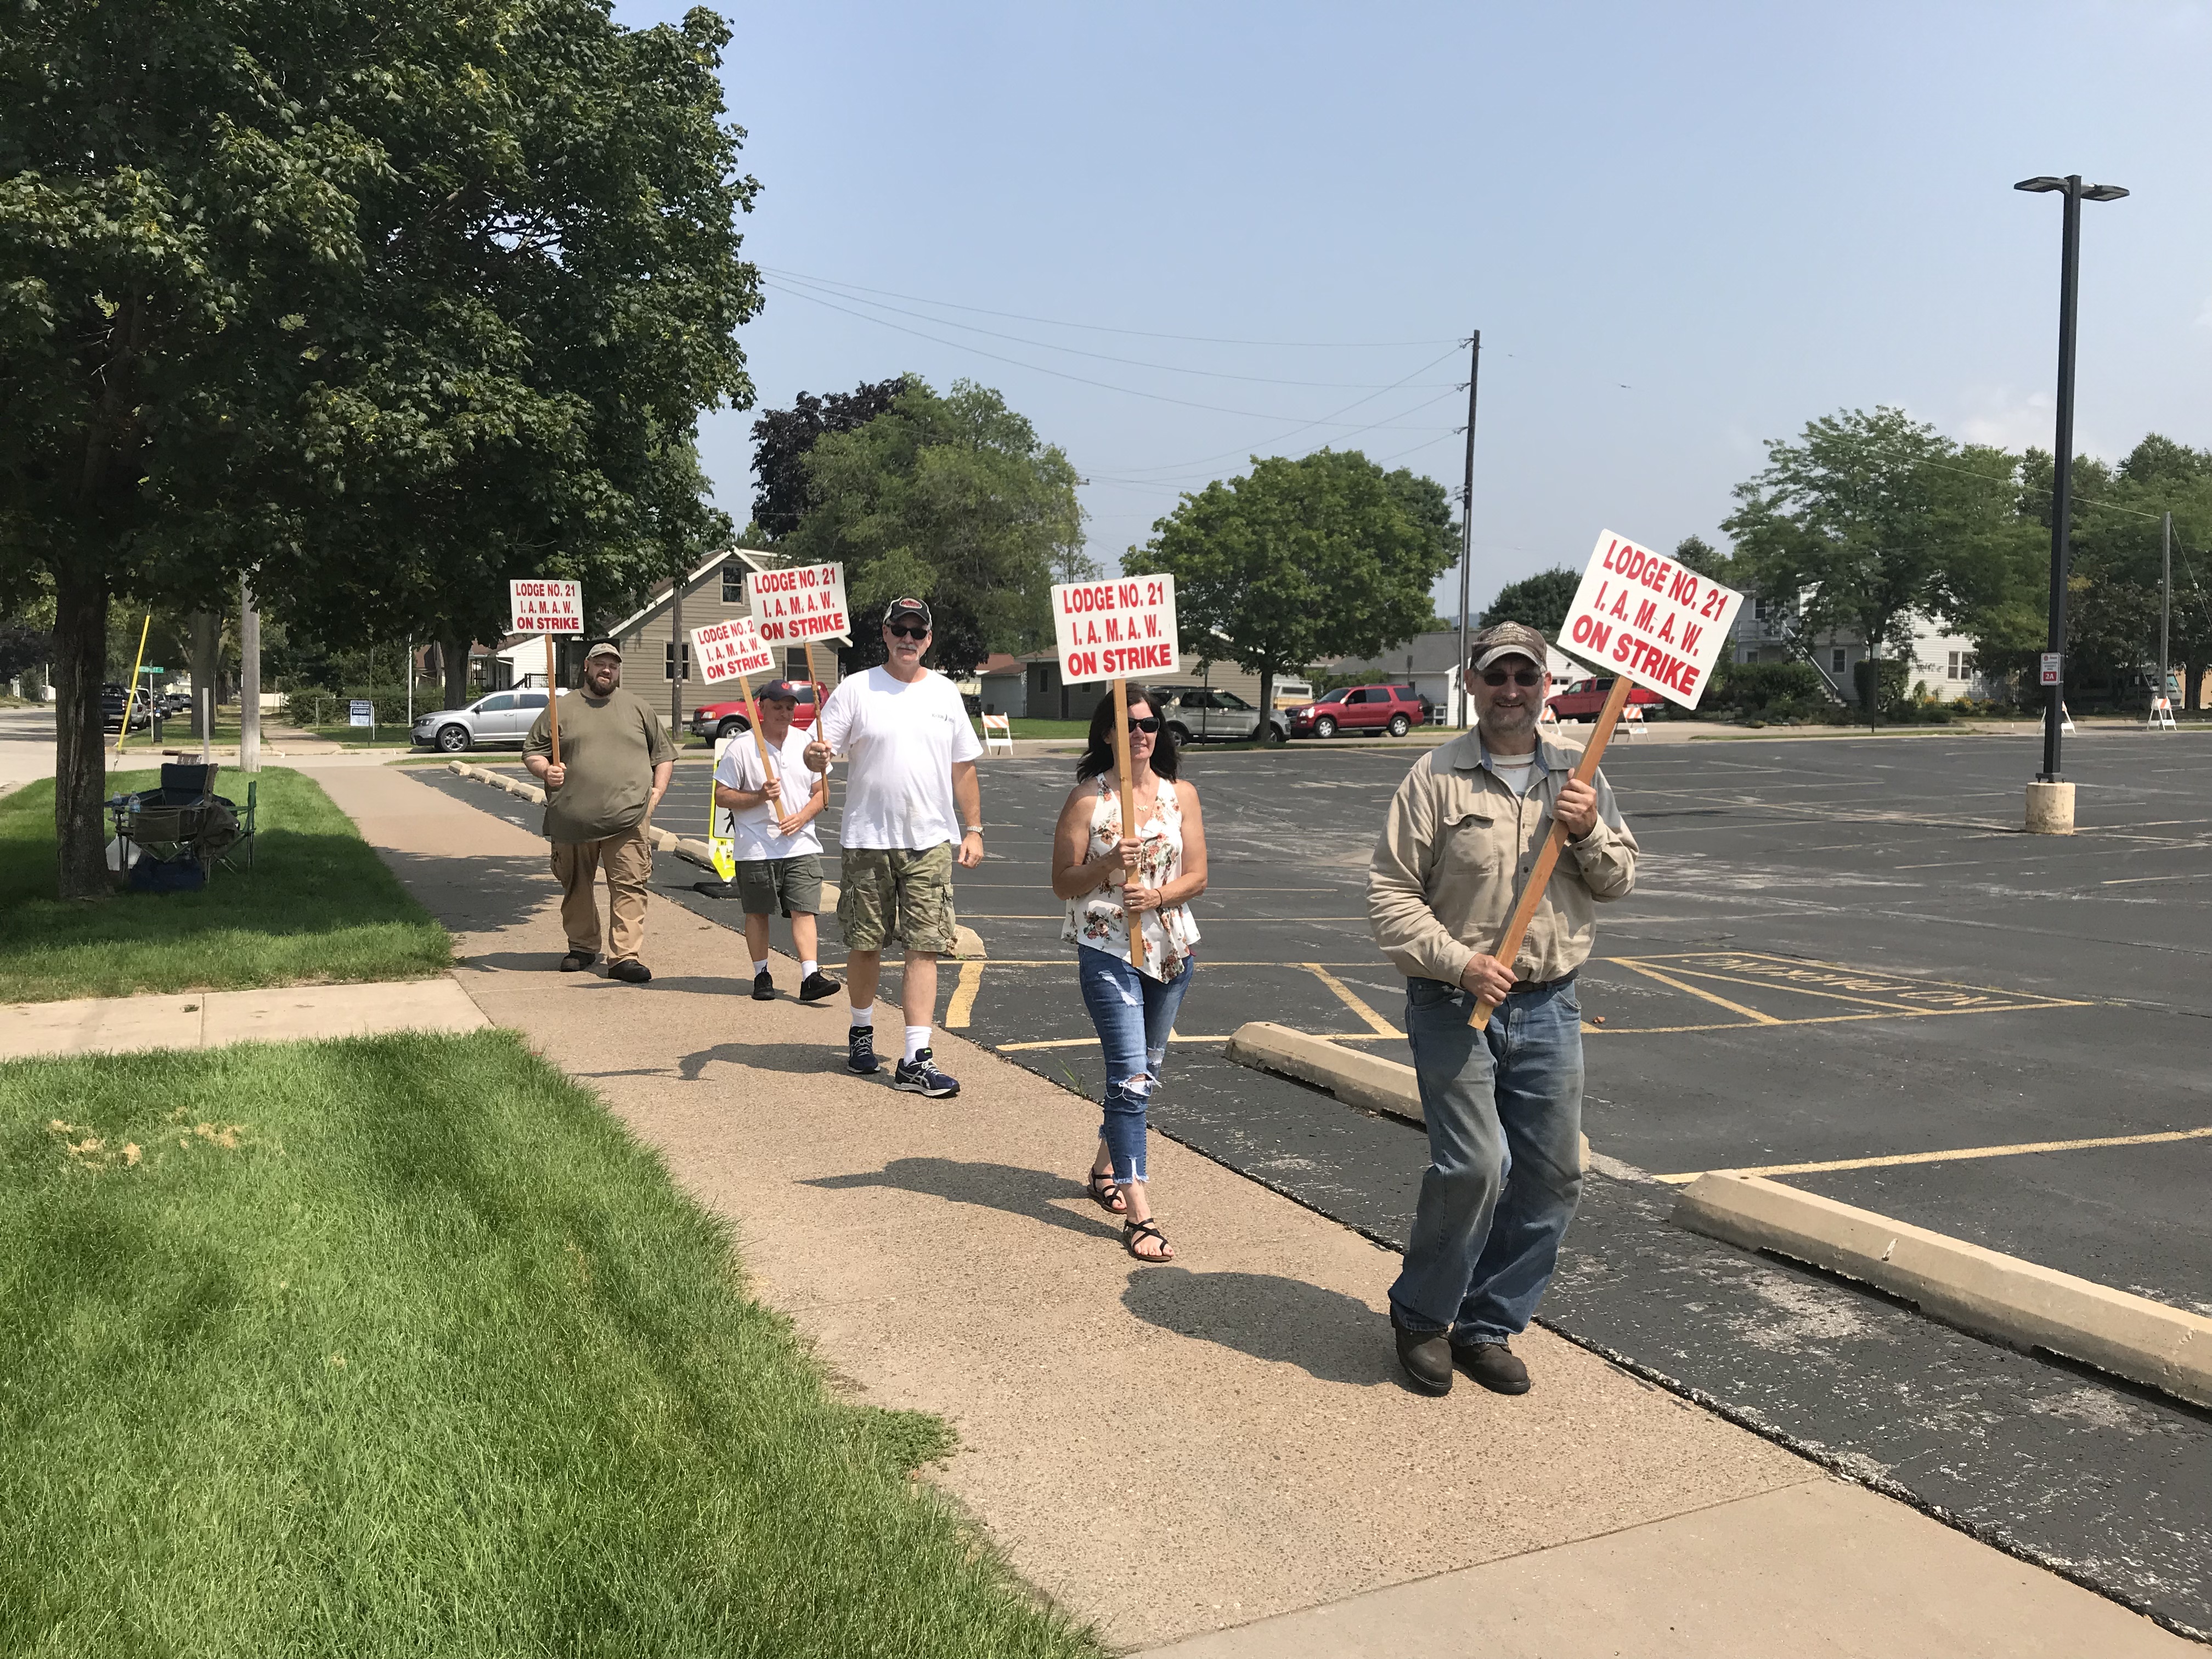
1284, 683, 1429, 739
99, 682, 151, 732
411, 689, 554, 752
690, 682, 823, 744
1155, 686, 1288, 745
1546, 676, 1665, 723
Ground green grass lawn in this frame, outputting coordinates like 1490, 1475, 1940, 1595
0, 768, 450, 1003
0, 1032, 1097, 1657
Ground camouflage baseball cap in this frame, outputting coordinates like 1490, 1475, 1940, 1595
1467, 620, 1549, 672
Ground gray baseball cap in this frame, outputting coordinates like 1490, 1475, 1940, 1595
1467, 620, 1549, 672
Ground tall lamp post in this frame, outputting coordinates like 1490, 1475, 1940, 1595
2015, 173, 2126, 831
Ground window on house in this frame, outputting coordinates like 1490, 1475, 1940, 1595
1754, 596, 1771, 621
786, 648, 808, 681
1831, 648, 1847, 674
665, 641, 691, 681
722, 564, 744, 603
1948, 651, 1963, 680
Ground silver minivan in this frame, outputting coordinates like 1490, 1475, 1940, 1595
412, 690, 554, 753
1156, 686, 1288, 745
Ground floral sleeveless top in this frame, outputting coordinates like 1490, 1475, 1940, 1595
1061, 775, 1201, 982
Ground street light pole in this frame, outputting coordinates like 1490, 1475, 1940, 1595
2015, 172, 2127, 793
1455, 330, 1480, 728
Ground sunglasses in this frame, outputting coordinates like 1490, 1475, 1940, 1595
1481, 668, 1543, 687
1127, 716, 1162, 734
886, 623, 930, 640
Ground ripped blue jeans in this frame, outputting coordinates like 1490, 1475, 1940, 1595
1077, 945, 1195, 1186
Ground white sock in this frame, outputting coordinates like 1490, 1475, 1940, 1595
849, 1003, 873, 1028
905, 1025, 930, 1062
752, 960, 770, 977
800, 959, 819, 978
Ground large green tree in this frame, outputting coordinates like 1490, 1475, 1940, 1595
1479, 567, 1578, 636
782, 377, 1085, 676
1127, 450, 1458, 712
751, 379, 906, 540
2, 0, 758, 894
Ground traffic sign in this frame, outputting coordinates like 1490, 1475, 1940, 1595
2040, 652, 2062, 687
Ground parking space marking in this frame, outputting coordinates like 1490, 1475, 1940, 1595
1620, 951, 2084, 1014
945, 961, 985, 1030
1609, 957, 1781, 1025
1651, 1124, 2212, 1185
1302, 964, 1400, 1037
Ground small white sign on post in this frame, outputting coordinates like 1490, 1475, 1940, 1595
2040, 652, 2063, 687
509, 579, 584, 635
1051, 573, 1180, 685
746, 563, 851, 646
1556, 531, 1744, 708
348, 700, 374, 728
691, 617, 777, 685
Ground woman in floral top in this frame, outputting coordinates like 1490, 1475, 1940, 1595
1051, 688, 1209, 1261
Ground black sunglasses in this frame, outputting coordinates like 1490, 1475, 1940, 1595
1481, 668, 1543, 687
886, 623, 929, 640
1127, 715, 1161, 734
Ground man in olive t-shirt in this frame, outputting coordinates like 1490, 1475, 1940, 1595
523, 639, 676, 983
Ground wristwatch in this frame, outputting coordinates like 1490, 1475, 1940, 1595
963, 825, 985, 837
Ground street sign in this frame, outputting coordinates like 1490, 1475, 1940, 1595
1051, 574, 1180, 685
140, 666, 163, 674
349, 700, 374, 727
746, 563, 850, 646
1557, 531, 1743, 709
509, 578, 584, 635
2040, 652, 2063, 686
691, 616, 776, 684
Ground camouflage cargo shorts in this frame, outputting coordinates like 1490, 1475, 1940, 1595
837, 843, 958, 954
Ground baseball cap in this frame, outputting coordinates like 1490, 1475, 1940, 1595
883, 596, 933, 630
757, 679, 800, 702
1468, 621, 1548, 673
583, 637, 623, 662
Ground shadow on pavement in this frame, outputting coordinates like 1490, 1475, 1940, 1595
675, 1040, 851, 1081
802, 1156, 1118, 1244
1120, 1267, 1398, 1387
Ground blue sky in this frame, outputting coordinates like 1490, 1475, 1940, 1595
612, 0, 2212, 615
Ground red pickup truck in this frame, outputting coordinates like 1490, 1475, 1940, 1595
689, 682, 822, 743
1546, 676, 1665, 721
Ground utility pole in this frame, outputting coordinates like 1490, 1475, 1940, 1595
239, 576, 261, 773
669, 554, 686, 736
1455, 330, 1480, 728
2161, 510, 2172, 704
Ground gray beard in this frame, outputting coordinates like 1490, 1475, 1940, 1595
1479, 706, 1538, 751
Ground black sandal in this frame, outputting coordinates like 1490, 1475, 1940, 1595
1122, 1218, 1173, 1262
1084, 1171, 1128, 1215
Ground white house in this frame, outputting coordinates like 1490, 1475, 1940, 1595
1730, 595, 2005, 701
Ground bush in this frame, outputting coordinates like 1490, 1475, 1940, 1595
281, 682, 428, 726
1706, 659, 1830, 719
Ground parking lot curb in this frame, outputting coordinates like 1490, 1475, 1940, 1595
1226, 1020, 1588, 1172
1673, 1172, 2212, 1409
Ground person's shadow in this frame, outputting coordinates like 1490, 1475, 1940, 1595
803, 1156, 1401, 1387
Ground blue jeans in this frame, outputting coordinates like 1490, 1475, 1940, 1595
1077, 946, 1195, 1185
1389, 974, 1584, 1342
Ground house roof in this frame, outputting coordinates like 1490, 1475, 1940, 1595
602, 545, 774, 640
977, 653, 1024, 675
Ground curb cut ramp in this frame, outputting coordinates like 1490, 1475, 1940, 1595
1674, 1172, 2212, 1410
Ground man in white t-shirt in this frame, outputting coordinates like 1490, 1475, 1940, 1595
805, 597, 984, 1097
712, 680, 840, 1005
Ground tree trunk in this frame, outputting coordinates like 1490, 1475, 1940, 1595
1258, 667, 1276, 725
190, 611, 218, 749
441, 632, 472, 710
2187, 658, 2202, 714
51, 563, 111, 900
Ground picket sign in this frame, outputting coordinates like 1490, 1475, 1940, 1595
510, 579, 584, 765
981, 712, 1014, 755
1467, 531, 1743, 1029
1052, 573, 1182, 972
746, 562, 850, 709
691, 617, 799, 838
2148, 696, 2177, 731
707, 733, 738, 881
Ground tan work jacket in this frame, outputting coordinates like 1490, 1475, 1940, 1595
1367, 729, 1639, 988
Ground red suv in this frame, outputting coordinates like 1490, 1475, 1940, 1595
690, 682, 822, 743
1546, 676, 1664, 722
1285, 684, 1429, 739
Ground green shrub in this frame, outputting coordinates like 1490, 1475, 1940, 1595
1706, 659, 1830, 718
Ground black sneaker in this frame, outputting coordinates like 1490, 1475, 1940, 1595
752, 970, 775, 1001
558, 950, 597, 972
607, 958, 652, 984
892, 1048, 960, 1098
797, 970, 842, 1004
846, 1025, 881, 1075
1451, 1336, 1531, 1395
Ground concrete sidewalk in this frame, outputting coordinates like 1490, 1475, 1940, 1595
0, 977, 484, 1060
314, 763, 2192, 1657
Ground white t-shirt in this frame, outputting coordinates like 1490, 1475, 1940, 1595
1490, 755, 1537, 795
817, 667, 983, 850
713, 725, 824, 861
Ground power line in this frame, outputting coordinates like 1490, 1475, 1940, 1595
763, 274, 1457, 390
760, 266, 1459, 348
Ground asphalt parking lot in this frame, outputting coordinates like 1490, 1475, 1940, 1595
425, 725, 2212, 1635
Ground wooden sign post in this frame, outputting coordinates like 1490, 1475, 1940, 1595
509, 578, 584, 765
1466, 530, 1743, 1029
691, 614, 785, 830
1051, 573, 1182, 975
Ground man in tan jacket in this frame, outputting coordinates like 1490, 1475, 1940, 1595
1367, 621, 1639, 1397
523, 639, 675, 983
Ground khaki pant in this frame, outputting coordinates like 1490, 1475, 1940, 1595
551, 823, 652, 963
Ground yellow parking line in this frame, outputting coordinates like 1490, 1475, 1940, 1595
1607, 957, 1781, 1025
1652, 1124, 2212, 1184
1627, 961, 2070, 1015
995, 1031, 1379, 1052
945, 961, 985, 1029
1634, 951, 2079, 1009
1302, 963, 1400, 1037
1591, 1002, 2090, 1036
